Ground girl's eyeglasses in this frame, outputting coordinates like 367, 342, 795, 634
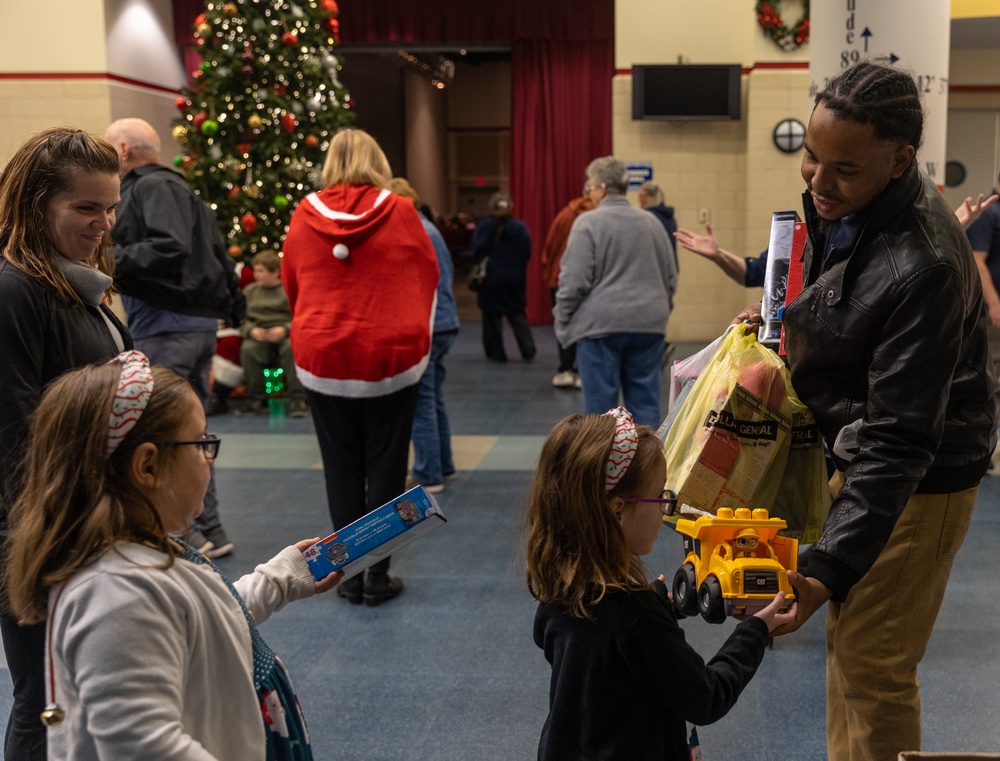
624, 489, 678, 517
159, 434, 221, 461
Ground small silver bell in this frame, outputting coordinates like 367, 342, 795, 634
40, 704, 65, 726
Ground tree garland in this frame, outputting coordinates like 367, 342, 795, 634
756, 1, 810, 51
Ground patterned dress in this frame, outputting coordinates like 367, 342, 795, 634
179, 544, 312, 760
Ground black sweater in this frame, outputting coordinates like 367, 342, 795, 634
0, 262, 131, 519
533, 588, 770, 761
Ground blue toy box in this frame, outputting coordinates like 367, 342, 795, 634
303, 486, 446, 582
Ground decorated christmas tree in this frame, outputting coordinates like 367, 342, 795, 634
172, 0, 353, 261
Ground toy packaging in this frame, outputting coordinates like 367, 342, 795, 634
303, 486, 446, 582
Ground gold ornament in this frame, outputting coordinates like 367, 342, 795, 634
247, 114, 263, 130
195, 22, 211, 38
245, 185, 261, 199
41, 704, 65, 726
171, 125, 189, 143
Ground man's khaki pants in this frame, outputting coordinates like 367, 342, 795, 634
825, 476, 978, 761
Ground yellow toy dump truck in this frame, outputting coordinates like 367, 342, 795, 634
671, 507, 797, 623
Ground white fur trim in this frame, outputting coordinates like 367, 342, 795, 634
305, 188, 392, 220
295, 352, 429, 399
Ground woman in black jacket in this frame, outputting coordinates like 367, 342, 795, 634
471, 192, 536, 362
0, 127, 131, 760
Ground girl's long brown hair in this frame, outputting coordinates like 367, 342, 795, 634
0, 127, 122, 304
4, 363, 193, 624
524, 414, 663, 618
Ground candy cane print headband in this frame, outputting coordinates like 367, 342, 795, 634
604, 406, 637, 491
107, 350, 154, 454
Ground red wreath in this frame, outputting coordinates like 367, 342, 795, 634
756, 1, 809, 51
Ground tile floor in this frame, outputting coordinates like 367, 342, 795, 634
1, 324, 998, 759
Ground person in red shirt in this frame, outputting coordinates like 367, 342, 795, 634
540, 193, 593, 388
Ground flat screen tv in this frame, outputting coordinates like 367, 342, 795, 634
632, 64, 742, 121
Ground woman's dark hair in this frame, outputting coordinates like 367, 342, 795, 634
815, 62, 924, 151
0, 127, 121, 304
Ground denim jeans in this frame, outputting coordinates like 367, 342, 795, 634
576, 332, 664, 427
134, 332, 223, 532
412, 331, 458, 485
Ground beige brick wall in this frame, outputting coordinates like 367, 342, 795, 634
0, 80, 114, 158
614, 68, 813, 343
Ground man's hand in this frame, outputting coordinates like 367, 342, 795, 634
956, 193, 999, 230
675, 223, 720, 260
769, 570, 833, 636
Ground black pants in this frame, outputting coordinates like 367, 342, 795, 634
306, 384, 419, 576
548, 288, 576, 373
481, 311, 536, 362
0, 570, 46, 761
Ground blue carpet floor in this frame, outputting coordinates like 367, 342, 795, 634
1, 324, 998, 759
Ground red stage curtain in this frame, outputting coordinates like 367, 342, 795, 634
173, 0, 614, 322
511, 38, 612, 323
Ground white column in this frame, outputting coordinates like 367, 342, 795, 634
404, 70, 448, 215
809, 0, 951, 185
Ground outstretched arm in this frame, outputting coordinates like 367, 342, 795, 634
675, 223, 749, 285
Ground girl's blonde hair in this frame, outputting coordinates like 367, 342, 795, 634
524, 414, 663, 618
0, 127, 122, 305
5, 362, 194, 624
321, 128, 392, 189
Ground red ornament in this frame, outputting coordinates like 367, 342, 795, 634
175, 97, 189, 110
327, 17, 340, 34
194, 13, 207, 26
281, 32, 298, 46
223, 3, 238, 16
192, 112, 209, 131
241, 213, 257, 234
281, 113, 297, 134
273, 83, 288, 97
192, 69, 203, 80
238, 142, 253, 155
228, 244, 242, 258
182, 155, 196, 169
322, 0, 339, 12
305, 135, 319, 148
227, 185, 241, 200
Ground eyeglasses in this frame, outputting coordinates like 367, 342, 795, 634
159, 435, 221, 461
624, 489, 678, 517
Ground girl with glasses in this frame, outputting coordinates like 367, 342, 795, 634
524, 407, 796, 761
5, 351, 341, 760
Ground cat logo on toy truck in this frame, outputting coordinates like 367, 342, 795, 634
671, 507, 797, 623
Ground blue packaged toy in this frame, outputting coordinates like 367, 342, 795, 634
303, 486, 447, 582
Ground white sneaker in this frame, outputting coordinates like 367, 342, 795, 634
552, 371, 575, 388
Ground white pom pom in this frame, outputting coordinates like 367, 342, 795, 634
332, 243, 349, 260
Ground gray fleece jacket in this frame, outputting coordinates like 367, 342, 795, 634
553, 195, 677, 346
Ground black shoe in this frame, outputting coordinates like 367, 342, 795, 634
289, 398, 309, 418
205, 395, 228, 417
203, 526, 234, 559
336, 574, 364, 605
363, 572, 403, 607
234, 399, 266, 417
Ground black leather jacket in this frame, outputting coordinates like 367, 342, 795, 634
113, 164, 245, 326
783, 164, 1000, 600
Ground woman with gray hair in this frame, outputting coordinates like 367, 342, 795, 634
554, 156, 677, 427
471, 191, 536, 361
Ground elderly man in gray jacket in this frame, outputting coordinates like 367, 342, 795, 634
554, 156, 678, 427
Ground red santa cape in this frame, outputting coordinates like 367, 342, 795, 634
281, 184, 439, 398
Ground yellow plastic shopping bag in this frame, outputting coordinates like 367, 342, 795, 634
662, 324, 793, 518
770, 391, 831, 544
